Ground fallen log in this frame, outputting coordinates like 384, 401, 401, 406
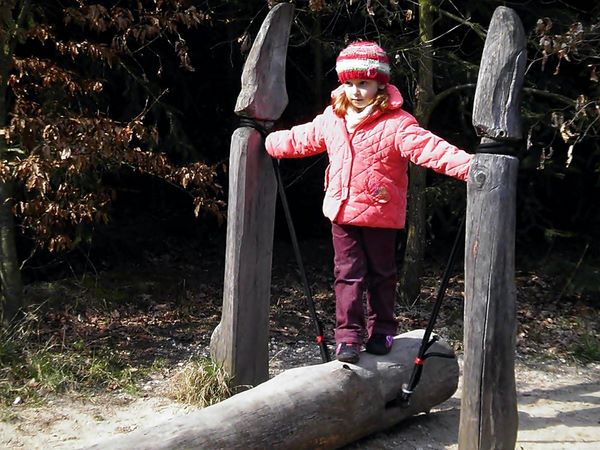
85, 330, 458, 449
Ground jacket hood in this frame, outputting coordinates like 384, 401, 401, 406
331, 83, 404, 110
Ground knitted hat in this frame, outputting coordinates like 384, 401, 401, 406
335, 41, 391, 85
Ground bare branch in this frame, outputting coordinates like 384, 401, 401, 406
426, 83, 476, 125
433, 6, 487, 40
523, 87, 575, 106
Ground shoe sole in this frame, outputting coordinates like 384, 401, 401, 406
336, 354, 360, 363
365, 346, 392, 355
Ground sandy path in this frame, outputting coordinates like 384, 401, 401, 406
1, 360, 598, 449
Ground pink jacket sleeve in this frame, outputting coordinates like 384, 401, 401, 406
396, 120, 473, 181
265, 113, 328, 159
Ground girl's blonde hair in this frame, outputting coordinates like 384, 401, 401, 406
332, 88, 390, 117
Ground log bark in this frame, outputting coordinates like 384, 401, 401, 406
210, 3, 294, 387
86, 330, 459, 450
461, 5, 525, 450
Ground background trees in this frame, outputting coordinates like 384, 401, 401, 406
285, 0, 600, 302
0, 0, 598, 321
0, 1, 224, 321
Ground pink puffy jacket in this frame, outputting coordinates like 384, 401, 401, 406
265, 84, 473, 229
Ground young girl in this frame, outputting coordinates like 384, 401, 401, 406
265, 41, 473, 363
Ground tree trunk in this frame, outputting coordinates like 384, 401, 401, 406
87, 330, 459, 450
398, 0, 434, 305
0, 3, 26, 324
0, 179, 23, 324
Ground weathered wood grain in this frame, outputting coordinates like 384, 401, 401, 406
234, 3, 294, 120
461, 155, 519, 450
462, 6, 525, 449
210, 127, 277, 386
86, 331, 459, 450
210, 3, 294, 388
472, 6, 526, 141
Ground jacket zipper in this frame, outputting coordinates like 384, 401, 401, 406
343, 108, 384, 200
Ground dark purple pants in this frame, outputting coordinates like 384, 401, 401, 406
331, 222, 398, 345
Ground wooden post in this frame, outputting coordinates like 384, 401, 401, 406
209, 3, 295, 388
85, 331, 459, 450
460, 6, 526, 450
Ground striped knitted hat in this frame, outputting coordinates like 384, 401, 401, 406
335, 41, 390, 85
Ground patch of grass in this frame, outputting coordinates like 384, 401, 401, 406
572, 334, 600, 363
167, 357, 232, 407
30, 349, 141, 393
0, 308, 152, 407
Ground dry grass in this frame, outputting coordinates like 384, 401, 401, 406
167, 357, 233, 407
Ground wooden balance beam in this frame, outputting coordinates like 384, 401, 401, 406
85, 330, 458, 449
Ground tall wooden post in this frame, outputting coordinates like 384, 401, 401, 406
460, 6, 526, 450
210, 3, 294, 388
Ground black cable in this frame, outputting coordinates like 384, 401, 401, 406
272, 159, 331, 363
238, 117, 269, 137
476, 141, 518, 155
396, 213, 466, 407
237, 117, 331, 363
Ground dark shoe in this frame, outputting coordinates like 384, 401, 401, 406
335, 342, 361, 363
365, 334, 394, 355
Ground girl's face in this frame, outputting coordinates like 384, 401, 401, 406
343, 79, 382, 111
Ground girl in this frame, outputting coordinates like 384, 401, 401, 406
265, 41, 473, 363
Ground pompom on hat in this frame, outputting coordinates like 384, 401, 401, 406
335, 41, 391, 85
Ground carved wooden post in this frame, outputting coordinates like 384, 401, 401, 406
209, 3, 294, 388
460, 6, 526, 450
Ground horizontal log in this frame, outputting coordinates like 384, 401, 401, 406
86, 330, 459, 450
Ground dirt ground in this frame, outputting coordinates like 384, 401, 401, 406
351, 358, 600, 450
1, 238, 598, 449
1, 356, 598, 450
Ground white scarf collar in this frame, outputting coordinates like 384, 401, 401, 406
345, 104, 375, 134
